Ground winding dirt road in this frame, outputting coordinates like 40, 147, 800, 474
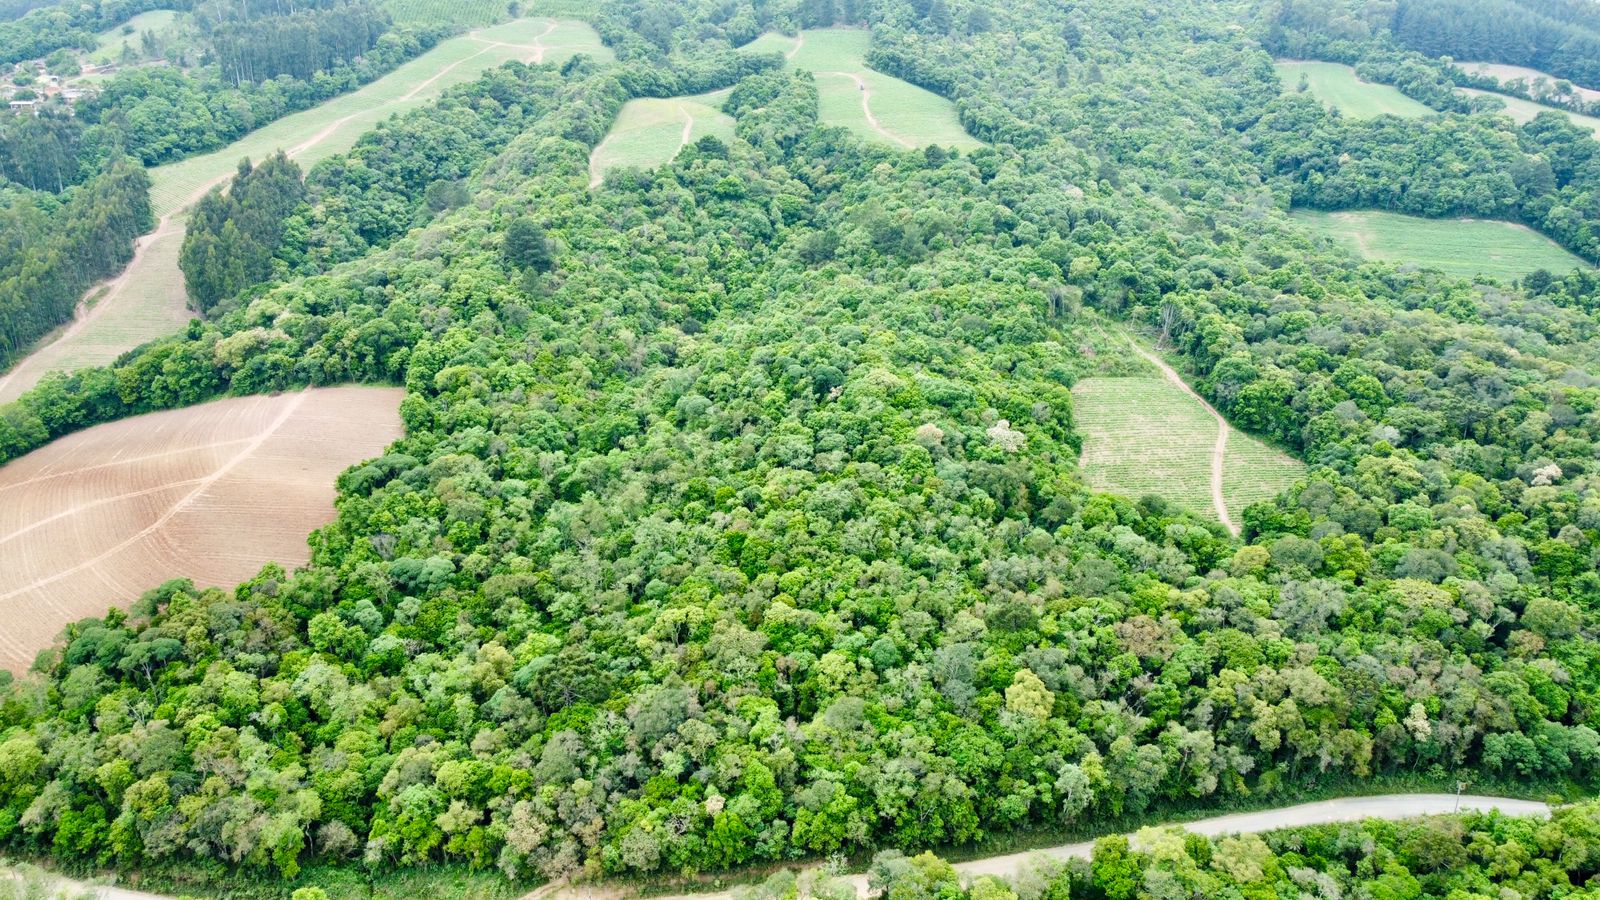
1126, 340, 1238, 536
0, 793, 1552, 900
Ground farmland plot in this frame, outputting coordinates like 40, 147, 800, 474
0, 386, 403, 673
589, 90, 735, 186
1275, 60, 1433, 119
1292, 209, 1590, 280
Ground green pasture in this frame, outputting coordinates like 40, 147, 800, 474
589, 90, 735, 185
1275, 60, 1433, 119
1293, 209, 1590, 280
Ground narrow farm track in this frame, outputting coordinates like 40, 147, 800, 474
829, 71, 915, 148
786, 30, 804, 59
1127, 340, 1238, 535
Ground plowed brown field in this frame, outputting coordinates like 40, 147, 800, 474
0, 386, 404, 672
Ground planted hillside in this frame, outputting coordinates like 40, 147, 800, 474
0, 0, 1597, 893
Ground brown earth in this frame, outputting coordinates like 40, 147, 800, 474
0, 386, 404, 673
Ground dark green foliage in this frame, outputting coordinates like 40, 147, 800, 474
1395, 0, 1600, 89
500, 217, 552, 273
195, 0, 393, 85
0, 0, 169, 66
180, 152, 307, 313
0, 159, 150, 370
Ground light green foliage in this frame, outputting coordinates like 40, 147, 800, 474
1292, 209, 1592, 279
1275, 61, 1433, 118
589, 90, 735, 185
1459, 87, 1600, 137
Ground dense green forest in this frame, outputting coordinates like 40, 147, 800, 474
196, 0, 394, 85
1394, 0, 1600, 89
181, 154, 308, 312
0, 0, 1599, 893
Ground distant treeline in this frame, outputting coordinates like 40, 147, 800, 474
0, 0, 177, 66
1394, 0, 1600, 89
0, 162, 151, 369
195, 0, 393, 85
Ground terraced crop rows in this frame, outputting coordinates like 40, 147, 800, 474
0, 387, 404, 674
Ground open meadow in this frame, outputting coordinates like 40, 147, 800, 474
0, 386, 403, 673
1292, 209, 1591, 279
743, 28, 981, 149
589, 90, 735, 186
1459, 87, 1600, 137
0, 18, 609, 404
1275, 60, 1433, 118
1073, 370, 1304, 528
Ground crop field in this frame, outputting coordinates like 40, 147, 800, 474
1073, 375, 1303, 526
0, 386, 403, 674
1457, 62, 1600, 104
1275, 60, 1433, 119
745, 28, 981, 149
590, 90, 735, 185
0, 19, 609, 403
86, 9, 181, 65
1292, 209, 1591, 279
382, 0, 507, 26
1459, 87, 1600, 137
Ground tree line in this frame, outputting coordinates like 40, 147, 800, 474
0, 160, 150, 370
198, 0, 393, 85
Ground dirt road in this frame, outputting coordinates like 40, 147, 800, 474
1126, 340, 1238, 535
4, 793, 1549, 900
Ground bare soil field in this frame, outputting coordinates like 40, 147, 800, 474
0, 386, 403, 673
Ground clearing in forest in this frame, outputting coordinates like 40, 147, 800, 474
1292, 209, 1591, 280
0, 386, 404, 674
1456, 62, 1600, 104
589, 90, 736, 186
86, 9, 181, 65
1275, 60, 1433, 119
0, 18, 610, 405
1073, 347, 1303, 532
742, 28, 982, 149
1458, 87, 1600, 137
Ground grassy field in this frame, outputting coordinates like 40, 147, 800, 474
1292, 209, 1591, 279
1457, 61, 1600, 103
1073, 374, 1303, 525
85, 8, 180, 65
744, 28, 981, 149
1275, 60, 1433, 119
590, 89, 735, 185
1459, 87, 1600, 137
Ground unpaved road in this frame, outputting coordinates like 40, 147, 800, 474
826, 71, 914, 148
527, 793, 1547, 900
1126, 340, 1238, 536
3, 793, 1551, 900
